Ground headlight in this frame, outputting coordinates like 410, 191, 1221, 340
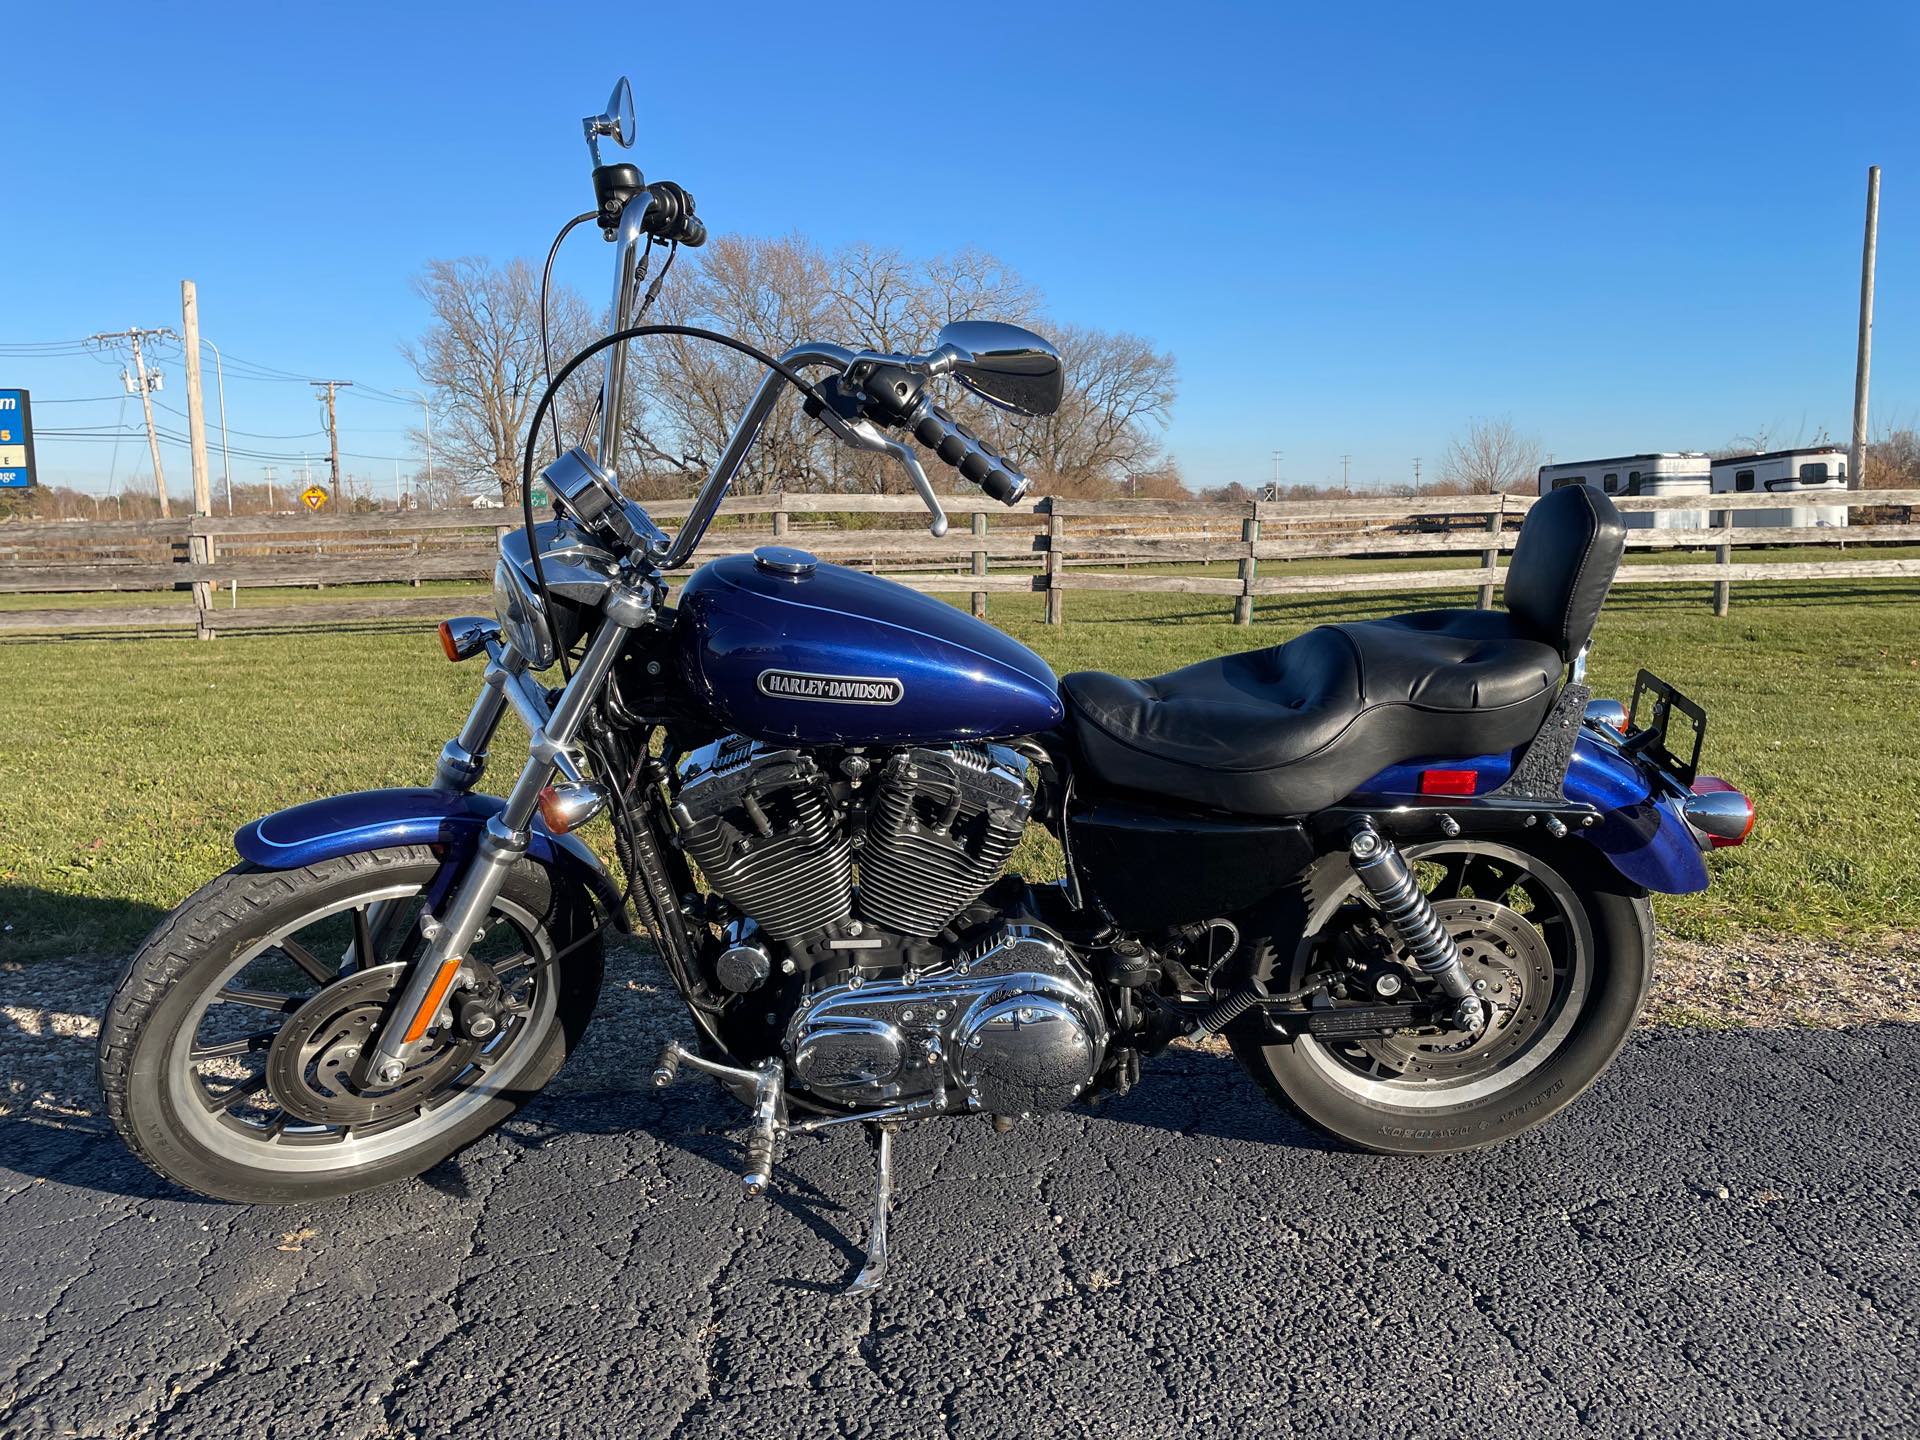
493, 557, 557, 670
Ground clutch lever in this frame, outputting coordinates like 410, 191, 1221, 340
841, 417, 949, 538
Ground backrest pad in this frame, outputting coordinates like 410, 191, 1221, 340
1502, 483, 1626, 661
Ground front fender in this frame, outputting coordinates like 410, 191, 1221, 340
234, 787, 629, 928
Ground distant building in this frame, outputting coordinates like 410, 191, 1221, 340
468, 493, 506, 509
1536, 453, 1711, 530
1709, 446, 1848, 529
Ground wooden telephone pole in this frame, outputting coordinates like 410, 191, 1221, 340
181, 282, 215, 637
311, 380, 352, 502
92, 327, 175, 516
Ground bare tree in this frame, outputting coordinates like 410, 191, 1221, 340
1441, 416, 1544, 494
1867, 426, 1920, 489
403, 257, 596, 506
414, 233, 1184, 506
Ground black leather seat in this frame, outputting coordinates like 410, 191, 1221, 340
1061, 484, 1627, 816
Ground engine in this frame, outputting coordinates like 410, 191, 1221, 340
671, 736, 1032, 944
669, 735, 1106, 1114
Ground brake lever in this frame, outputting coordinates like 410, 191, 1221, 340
843, 417, 948, 538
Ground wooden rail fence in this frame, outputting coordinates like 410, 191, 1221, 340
2, 489, 1917, 637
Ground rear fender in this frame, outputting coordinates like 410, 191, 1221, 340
1350, 736, 1708, 894
234, 787, 629, 927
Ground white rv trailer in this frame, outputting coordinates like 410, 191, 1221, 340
1708, 446, 1849, 529
1535, 453, 1711, 530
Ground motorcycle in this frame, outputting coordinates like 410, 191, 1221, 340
100, 79, 1753, 1292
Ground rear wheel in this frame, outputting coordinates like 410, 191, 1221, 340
1229, 838, 1652, 1154
99, 846, 603, 1203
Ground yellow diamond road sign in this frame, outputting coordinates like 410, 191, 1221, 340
301, 485, 329, 511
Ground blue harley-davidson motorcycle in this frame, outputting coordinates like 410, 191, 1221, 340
101, 80, 1753, 1291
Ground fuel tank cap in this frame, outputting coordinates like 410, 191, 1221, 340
753, 545, 817, 578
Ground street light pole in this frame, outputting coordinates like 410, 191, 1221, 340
198, 337, 233, 514
398, 388, 434, 506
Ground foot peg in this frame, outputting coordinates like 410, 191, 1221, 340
1347, 818, 1486, 1035
651, 1039, 786, 1196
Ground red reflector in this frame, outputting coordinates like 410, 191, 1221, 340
1418, 769, 1478, 796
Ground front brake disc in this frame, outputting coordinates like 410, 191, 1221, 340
266, 962, 483, 1126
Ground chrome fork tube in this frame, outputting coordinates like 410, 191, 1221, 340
434, 666, 511, 793
364, 616, 633, 1084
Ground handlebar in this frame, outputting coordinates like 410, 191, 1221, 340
910, 402, 1030, 505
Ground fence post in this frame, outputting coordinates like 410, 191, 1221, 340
191, 520, 214, 640
1713, 505, 1732, 617
1477, 495, 1504, 610
1044, 499, 1065, 625
772, 490, 789, 539
1234, 505, 1259, 625
971, 510, 989, 619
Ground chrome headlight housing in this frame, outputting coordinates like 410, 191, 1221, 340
493, 555, 557, 671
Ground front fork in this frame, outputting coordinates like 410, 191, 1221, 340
359, 610, 637, 1086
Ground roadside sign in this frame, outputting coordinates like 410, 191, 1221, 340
529, 485, 550, 510
301, 485, 330, 511
0, 389, 36, 489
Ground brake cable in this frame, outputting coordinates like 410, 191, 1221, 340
538, 211, 599, 464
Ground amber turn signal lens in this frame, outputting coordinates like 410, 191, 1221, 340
437, 621, 460, 662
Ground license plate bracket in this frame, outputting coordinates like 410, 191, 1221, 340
1625, 669, 1706, 786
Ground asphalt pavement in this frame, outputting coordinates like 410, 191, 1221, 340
2, 1025, 1915, 1438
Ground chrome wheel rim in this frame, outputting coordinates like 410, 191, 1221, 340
1288, 841, 1594, 1109
166, 882, 558, 1173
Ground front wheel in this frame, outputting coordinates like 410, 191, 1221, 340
1229, 837, 1652, 1155
99, 845, 603, 1203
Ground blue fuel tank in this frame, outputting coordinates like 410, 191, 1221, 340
674, 547, 1064, 745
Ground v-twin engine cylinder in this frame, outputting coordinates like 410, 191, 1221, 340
670, 735, 1032, 945
785, 925, 1108, 1116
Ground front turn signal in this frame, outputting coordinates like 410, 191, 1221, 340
538, 782, 611, 835
438, 616, 498, 663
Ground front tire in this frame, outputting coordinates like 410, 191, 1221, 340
99, 845, 603, 1203
1229, 837, 1653, 1155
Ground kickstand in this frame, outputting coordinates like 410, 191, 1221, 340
844, 1122, 895, 1296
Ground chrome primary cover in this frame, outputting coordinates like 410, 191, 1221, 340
786, 926, 1107, 1116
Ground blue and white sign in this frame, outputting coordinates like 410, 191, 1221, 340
0, 389, 34, 488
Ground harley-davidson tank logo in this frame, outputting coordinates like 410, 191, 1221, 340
756, 669, 904, 705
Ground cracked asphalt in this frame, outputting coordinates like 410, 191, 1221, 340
2, 1024, 1916, 1438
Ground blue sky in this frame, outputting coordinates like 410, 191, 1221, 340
4, 1, 1914, 495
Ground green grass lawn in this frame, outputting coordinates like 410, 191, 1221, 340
2, 577, 1917, 967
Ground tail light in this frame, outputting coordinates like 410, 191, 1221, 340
1683, 777, 1753, 848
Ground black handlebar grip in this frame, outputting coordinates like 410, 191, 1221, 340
677, 215, 707, 248
912, 403, 1029, 504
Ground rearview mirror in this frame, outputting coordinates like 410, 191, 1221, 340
934, 321, 1063, 417
583, 78, 636, 165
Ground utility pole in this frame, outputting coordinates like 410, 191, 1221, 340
263, 465, 277, 512
92, 327, 175, 517
1849, 165, 1880, 491
180, 282, 215, 637
1340, 454, 1352, 493
1412, 457, 1422, 493
311, 380, 351, 502
1271, 450, 1282, 491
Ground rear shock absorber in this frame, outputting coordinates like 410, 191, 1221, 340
1346, 818, 1486, 1035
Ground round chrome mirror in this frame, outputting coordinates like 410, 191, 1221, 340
583, 77, 637, 165
609, 77, 635, 149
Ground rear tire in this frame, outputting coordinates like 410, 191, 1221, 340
99, 846, 603, 1203
1229, 837, 1652, 1155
